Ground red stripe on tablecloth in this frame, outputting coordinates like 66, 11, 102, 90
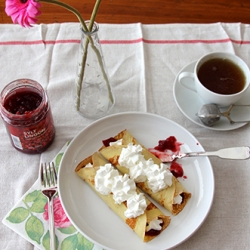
100, 38, 250, 44
0, 39, 80, 45
100, 38, 143, 44
0, 38, 250, 45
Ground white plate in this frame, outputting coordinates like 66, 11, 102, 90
173, 61, 250, 131
58, 112, 214, 250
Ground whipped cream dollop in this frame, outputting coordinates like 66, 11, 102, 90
109, 139, 123, 146
124, 193, 147, 218
146, 218, 163, 232
95, 163, 119, 195
95, 164, 147, 218
173, 194, 183, 204
112, 174, 136, 204
118, 143, 173, 193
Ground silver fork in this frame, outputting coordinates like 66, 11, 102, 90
40, 162, 57, 250
161, 146, 250, 163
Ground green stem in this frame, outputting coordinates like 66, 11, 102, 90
75, 0, 114, 111
75, 0, 102, 110
75, 24, 114, 111
37, 0, 88, 31
36, 0, 112, 111
88, 0, 102, 31
75, 37, 89, 110
88, 38, 114, 103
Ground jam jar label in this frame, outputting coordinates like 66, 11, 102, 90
7, 110, 55, 153
23, 128, 46, 139
10, 126, 48, 150
10, 134, 23, 150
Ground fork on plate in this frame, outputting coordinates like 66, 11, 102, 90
40, 162, 57, 250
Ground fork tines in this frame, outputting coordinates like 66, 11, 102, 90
41, 162, 57, 188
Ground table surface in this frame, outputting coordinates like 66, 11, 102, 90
1, 4, 250, 250
1, 0, 250, 24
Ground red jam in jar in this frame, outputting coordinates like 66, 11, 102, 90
0, 79, 55, 154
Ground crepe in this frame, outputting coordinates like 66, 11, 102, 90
75, 152, 171, 242
99, 129, 191, 215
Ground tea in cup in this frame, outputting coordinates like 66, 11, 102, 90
178, 52, 250, 106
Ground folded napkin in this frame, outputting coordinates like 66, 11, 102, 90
2, 142, 102, 250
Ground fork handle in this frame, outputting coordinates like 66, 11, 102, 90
46, 192, 57, 250
186, 147, 250, 160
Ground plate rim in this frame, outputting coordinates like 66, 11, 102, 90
58, 111, 215, 250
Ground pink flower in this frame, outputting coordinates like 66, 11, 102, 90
5, 0, 41, 27
43, 196, 72, 228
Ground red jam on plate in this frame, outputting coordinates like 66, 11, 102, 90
149, 136, 185, 178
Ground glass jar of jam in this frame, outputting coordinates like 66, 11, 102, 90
0, 79, 55, 154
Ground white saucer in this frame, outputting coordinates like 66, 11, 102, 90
173, 61, 250, 131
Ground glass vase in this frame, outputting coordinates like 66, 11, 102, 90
75, 21, 115, 119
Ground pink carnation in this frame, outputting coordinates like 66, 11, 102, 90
43, 196, 72, 228
5, 0, 41, 27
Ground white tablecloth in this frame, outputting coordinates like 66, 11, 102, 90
1, 22, 250, 250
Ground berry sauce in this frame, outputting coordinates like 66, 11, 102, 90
170, 161, 184, 178
102, 137, 117, 147
149, 136, 185, 178
154, 136, 182, 152
4, 91, 42, 115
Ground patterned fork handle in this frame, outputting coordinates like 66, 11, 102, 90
41, 162, 58, 250
42, 189, 57, 249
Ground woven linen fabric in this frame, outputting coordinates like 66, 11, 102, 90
0, 22, 250, 250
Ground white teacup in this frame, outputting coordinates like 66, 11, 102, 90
178, 52, 250, 106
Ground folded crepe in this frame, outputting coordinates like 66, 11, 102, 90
75, 152, 171, 242
99, 129, 191, 216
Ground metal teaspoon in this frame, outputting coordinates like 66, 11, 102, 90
196, 103, 250, 126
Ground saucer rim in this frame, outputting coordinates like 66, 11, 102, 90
173, 61, 249, 131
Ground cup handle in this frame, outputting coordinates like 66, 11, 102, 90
178, 72, 197, 92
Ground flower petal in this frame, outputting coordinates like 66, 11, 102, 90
5, 0, 41, 27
